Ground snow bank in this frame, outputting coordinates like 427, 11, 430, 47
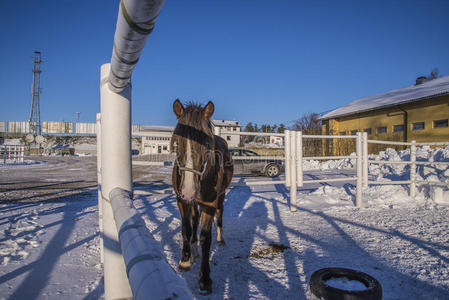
304, 146, 449, 185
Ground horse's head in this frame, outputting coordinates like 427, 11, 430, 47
171, 99, 215, 202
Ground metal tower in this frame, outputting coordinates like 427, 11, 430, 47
29, 51, 43, 135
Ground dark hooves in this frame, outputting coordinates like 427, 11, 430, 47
199, 280, 212, 294
309, 267, 382, 300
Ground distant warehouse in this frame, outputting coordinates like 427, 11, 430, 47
42, 121, 73, 134
319, 76, 449, 154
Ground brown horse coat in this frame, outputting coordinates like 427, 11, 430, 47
171, 99, 233, 293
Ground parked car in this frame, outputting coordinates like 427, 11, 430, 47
229, 148, 283, 177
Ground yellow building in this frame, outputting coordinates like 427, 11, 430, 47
320, 76, 449, 155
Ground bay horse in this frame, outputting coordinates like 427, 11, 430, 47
171, 99, 233, 293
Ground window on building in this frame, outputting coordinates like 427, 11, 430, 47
227, 136, 231, 141
377, 127, 387, 134
163, 146, 167, 150
393, 125, 404, 132
412, 122, 425, 131
364, 128, 372, 135
434, 119, 448, 128
233, 127, 236, 131
350, 130, 357, 135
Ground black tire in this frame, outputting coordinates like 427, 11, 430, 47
265, 164, 280, 177
309, 268, 382, 300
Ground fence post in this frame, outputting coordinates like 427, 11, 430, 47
356, 132, 363, 207
362, 132, 368, 187
296, 131, 303, 188
285, 130, 291, 187
289, 131, 297, 212
410, 140, 416, 197
100, 63, 133, 299
96, 113, 104, 264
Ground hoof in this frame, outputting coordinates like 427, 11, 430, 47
179, 259, 191, 270
199, 279, 212, 294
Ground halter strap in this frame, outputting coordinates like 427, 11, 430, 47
175, 148, 210, 181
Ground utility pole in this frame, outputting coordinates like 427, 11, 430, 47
29, 51, 43, 135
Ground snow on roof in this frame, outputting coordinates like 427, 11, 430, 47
212, 120, 240, 127
320, 76, 449, 120
137, 125, 175, 132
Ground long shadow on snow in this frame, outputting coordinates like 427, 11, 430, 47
275, 184, 449, 299
0, 196, 98, 299
211, 178, 301, 299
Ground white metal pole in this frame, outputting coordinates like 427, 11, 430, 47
289, 131, 297, 212
296, 131, 303, 187
356, 132, 363, 208
285, 130, 291, 187
410, 140, 416, 197
96, 113, 104, 264
100, 63, 133, 300
362, 132, 368, 187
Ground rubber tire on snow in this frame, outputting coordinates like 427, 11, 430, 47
309, 268, 382, 300
265, 164, 280, 177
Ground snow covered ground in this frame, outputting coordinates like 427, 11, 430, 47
0, 147, 449, 299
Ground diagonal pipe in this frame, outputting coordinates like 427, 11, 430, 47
109, 0, 166, 93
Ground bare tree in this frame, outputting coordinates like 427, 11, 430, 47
292, 112, 321, 134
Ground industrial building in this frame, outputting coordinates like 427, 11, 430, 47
320, 76, 449, 155
136, 120, 242, 155
137, 125, 174, 155
211, 120, 241, 147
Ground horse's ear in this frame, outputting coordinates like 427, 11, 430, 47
202, 101, 214, 120
173, 99, 184, 119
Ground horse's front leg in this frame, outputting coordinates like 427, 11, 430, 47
178, 201, 193, 270
198, 208, 215, 293
190, 204, 200, 261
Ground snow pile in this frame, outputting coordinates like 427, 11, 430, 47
325, 276, 367, 291
370, 146, 449, 184
304, 146, 449, 184
303, 155, 356, 171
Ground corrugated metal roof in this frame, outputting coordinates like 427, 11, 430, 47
212, 120, 240, 126
320, 75, 449, 120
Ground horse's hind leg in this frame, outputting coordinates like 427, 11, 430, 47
199, 209, 214, 293
215, 193, 225, 244
178, 201, 194, 270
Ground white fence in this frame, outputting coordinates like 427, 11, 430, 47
227, 131, 449, 210
1, 145, 25, 164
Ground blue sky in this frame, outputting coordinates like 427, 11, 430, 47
1, 0, 449, 127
